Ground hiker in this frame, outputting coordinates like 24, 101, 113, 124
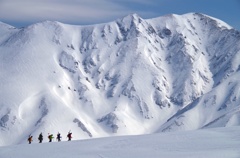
38, 133, 43, 143
48, 134, 54, 142
56, 132, 62, 142
28, 135, 33, 144
67, 132, 72, 141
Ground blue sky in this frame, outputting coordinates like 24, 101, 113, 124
0, 0, 239, 30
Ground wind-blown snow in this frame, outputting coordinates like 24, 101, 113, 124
0, 12, 240, 146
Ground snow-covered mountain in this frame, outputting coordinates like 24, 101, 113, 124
0, 13, 240, 146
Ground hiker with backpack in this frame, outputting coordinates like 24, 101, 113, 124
56, 132, 62, 142
28, 135, 33, 144
48, 134, 54, 142
38, 133, 43, 143
67, 131, 72, 141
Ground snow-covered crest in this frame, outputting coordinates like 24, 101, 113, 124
0, 13, 240, 146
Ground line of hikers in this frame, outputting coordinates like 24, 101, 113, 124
28, 131, 72, 144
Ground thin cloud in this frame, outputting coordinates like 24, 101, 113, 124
0, 0, 134, 24
0, 0, 157, 23
107, 0, 157, 6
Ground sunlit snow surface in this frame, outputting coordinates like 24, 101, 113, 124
0, 12, 240, 146
0, 126, 240, 158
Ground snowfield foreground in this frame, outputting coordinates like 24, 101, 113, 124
0, 126, 240, 158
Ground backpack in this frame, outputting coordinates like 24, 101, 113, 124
67, 133, 72, 138
57, 133, 61, 139
38, 134, 43, 140
28, 136, 32, 142
48, 135, 53, 139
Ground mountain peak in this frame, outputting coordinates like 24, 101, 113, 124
117, 13, 143, 25
192, 13, 232, 29
25, 20, 63, 29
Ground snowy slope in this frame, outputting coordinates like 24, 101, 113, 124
0, 13, 240, 146
0, 126, 240, 158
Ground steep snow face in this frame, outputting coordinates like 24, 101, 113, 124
0, 13, 240, 146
